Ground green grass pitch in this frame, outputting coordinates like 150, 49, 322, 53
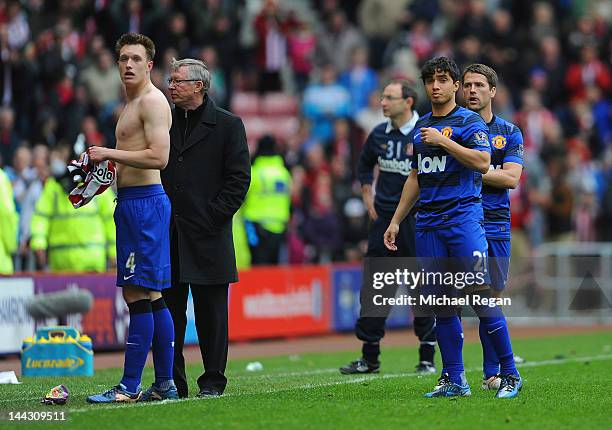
1, 331, 611, 430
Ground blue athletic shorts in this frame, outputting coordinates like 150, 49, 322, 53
415, 222, 490, 294
487, 238, 510, 292
115, 184, 171, 290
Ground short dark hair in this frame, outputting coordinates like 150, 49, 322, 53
115, 33, 156, 61
420, 57, 460, 83
388, 79, 418, 110
461, 63, 498, 88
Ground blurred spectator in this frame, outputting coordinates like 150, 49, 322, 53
189, 0, 225, 46
586, 86, 612, 150
565, 43, 611, 103
6, 0, 29, 51
199, 45, 227, 108
453, 0, 491, 41
339, 46, 379, 117
284, 118, 315, 168
531, 36, 566, 108
545, 154, 574, 241
485, 8, 519, 90
16, 143, 48, 271
301, 144, 340, 262
515, 89, 557, 157
567, 14, 599, 57
328, 118, 360, 177
455, 35, 485, 71
491, 84, 515, 123
357, 0, 410, 69
157, 12, 190, 58
0, 164, 18, 274
530, 1, 558, 45
287, 20, 316, 93
5, 145, 35, 213
0, 106, 20, 166
112, 0, 144, 38
6, 41, 41, 138
596, 148, 612, 241
302, 64, 350, 143
355, 89, 386, 134
80, 115, 106, 148
254, 0, 296, 93
79, 49, 122, 116
524, 156, 551, 248
316, 10, 365, 73
206, 13, 239, 103
403, 19, 436, 63
30, 144, 116, 272
143, 0, 177, 50
243, 135, 292, 265
339, 197, 368, 262
54, 16, 83, 62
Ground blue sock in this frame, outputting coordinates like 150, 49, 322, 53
479, 320, 500, 378
479, 314, 518, 377
151, 298, 175, 388
435, 315, 464, 385
120, 299, 154, 393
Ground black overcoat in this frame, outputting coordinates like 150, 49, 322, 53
161, 97, 250, 285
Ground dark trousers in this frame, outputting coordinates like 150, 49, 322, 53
162, 282, 229, 398
249, 223, 284, 265
355, 212, 436, 348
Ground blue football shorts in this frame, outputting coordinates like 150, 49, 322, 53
115, 184, 171, 290
415, 221, 490, 296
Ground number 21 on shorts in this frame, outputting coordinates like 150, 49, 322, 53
473, 250, 488, 273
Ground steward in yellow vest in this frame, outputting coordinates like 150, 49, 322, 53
0, 167, 18, 274
242, 135, 291, 265
30, 176, 116, 272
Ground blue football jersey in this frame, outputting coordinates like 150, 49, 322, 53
411, 105, 490, 230
482, 115, 524, 240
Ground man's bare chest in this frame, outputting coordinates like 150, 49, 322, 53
115, 105, 143, 141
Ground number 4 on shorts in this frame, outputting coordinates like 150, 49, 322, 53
125, 252, 136, 273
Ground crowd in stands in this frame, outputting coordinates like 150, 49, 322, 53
1, 0, 611, 271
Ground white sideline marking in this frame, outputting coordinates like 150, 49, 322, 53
62, 353, 612, 414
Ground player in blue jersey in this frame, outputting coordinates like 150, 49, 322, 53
86, 34, 177, 403
384, 57, 497, 398
462, 64, 523, 398
340, 80, 437, 376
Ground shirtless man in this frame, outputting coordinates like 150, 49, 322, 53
86, 33, 177, 403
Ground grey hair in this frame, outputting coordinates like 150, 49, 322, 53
171, 58, 210, 92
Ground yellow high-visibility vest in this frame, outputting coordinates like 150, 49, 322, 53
0, 168, 17, 274
243, 155, 291, 234
30, 178, 116, 272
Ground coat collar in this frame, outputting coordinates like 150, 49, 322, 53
173, 96, 217, 153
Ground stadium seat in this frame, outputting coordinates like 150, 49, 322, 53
231, 92, 261, 117
260, 92, 299, 116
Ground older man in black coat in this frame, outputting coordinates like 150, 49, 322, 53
161, 58, 250, 398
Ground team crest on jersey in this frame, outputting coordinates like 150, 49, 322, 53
441, 127, 453, 138
492, 135, 507, 149
405, 143, 413, 156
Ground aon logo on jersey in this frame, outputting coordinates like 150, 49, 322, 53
418, 154, 447, 173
